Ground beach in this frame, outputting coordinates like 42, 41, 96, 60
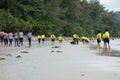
0, 39, 120, 80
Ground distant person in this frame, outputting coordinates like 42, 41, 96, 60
73, 34, 79, 44
8, 32, 13, 46
41, 34, 45, 45
19, 32, 24, 46
0, 32, 4, 46
3, 33, 8, 46
50, 34, 55, 46
27, 32, 32, 48
58, 34, 63, 47
102, 31, 106, 50
81, 36, 89, 44
14, 32, 19, 47
37, 34, 41, 44
104, 29, 110, 54
96, 30, 101, 52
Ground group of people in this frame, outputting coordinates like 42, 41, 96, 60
0, 29, 110, 53
70, 34, 90, 45
0, 31, 64, 48
0, 31, 24, 47
96, 29, 110, 55
37, 34, 63, 47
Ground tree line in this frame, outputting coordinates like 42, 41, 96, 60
0, 0, 120, 37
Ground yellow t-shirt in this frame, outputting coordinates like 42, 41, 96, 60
51, 35, 55, 39
96, 33, 101, 39
73, 34, 77, 38
102, 33, 105, 39
58, 36, 63, 41
41, 35, 45, 39
37, 35, 41, 39
104, 31, 110, 38
81, 36, 85, 39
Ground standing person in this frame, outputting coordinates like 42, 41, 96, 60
50, 34, 55, 46
14, 32, 19, 47
37, 34, 41, 44
0, 32, 4, 46
104, 29, 110, 54
76, 34, 79, 44
102, 31, 106, 51
96, 30, 101, 52
58, 34, 63, 47
27, 32, 32, 48
8, 32, 13, 46
41, 34, 45, 45
19, 32, 24, 46
3, 33, 8, 46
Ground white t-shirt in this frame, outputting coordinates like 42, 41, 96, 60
28, 32, 32, 38
9, 32, 13, 39
19, 32, 24, 38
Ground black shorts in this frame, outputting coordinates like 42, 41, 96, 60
0, 37, 4, 42
42, 39, 45, 41
51, 39, 55, 42
59, 40, 62, 43
97, 39, 101, 43
104, 38, 109, 43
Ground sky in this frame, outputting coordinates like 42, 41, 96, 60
99, 0, 120, 12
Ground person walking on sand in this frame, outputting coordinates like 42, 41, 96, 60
58, 34, 63, 47
96, 30, 101, 52
41, 34, 45, 45
104, 29, 110, 54
50, 34, 55, 46
27, 32, 32, 48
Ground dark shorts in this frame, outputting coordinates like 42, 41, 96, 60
97, 39, 101, 43
0, 37, 4, 42
59, 40, 62, 43
51, 39, 55, 42
104, 38, 109, 43
42, 39, 45, 41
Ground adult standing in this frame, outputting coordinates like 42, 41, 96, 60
37, 34, 41, 44
58, 34, 63, 47
0, 32, 4, 46
8, 32, 13, 46
27, 32, 32, 48
14, 32, 19, 47
96, 30, 101, 52
104, 29, 110, 54
3, 33, 8, 46
41, 34, 45, 45
19, 32, 24, 46
50, 34, 55, 46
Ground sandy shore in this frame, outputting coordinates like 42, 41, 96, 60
0, 41, 60, 56
1, 39, 120, 80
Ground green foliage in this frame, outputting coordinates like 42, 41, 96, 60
0, 0, 120, 37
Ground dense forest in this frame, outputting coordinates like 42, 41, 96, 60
0, 0, 120, 37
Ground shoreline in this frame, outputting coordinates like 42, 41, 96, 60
89, 40, 120, 57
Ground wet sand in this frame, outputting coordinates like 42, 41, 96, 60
1, 40, 120, 80
0, 41, 60, 56
89, 41, 120, 57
